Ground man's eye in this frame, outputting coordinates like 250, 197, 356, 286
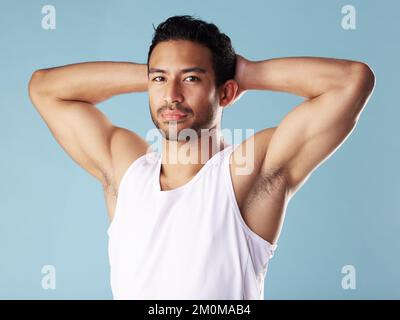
185, 76, 199, 82
152, 76, 164, 82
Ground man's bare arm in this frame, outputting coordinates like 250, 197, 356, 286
235, 56, 375, 197
28, 61, 149, 186
227, 56, 375, 244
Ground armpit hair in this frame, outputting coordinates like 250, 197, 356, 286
102, 171, 118, 198
249, 167, 288, 200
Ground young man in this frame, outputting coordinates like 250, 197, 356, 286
28, 15, 375, 299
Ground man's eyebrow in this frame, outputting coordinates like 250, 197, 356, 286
148, 67, 207, 74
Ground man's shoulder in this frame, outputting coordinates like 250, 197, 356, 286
107, 127, 150, 190
230, 126, 277, 173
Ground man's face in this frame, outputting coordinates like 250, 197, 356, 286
148, 40, 220, 141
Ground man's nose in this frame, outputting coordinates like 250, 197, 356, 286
164, 80, 183, 105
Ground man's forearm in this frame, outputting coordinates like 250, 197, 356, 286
30, 61, 148, 104
238, 56, 370, 99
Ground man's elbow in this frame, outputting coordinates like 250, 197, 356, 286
348, 61, 376, 94
343, 62, 376, 122
29, 69, 47, 91
28, 69, 49, 102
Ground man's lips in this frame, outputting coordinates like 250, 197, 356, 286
161, 110, 188, 120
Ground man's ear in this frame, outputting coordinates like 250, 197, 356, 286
218, 80, 239, 108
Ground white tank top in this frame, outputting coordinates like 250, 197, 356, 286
107, 143, 277, 300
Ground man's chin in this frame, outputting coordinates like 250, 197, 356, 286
159, 124, 205, 142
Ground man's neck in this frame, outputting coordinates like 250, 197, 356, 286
160, 130, 226, 180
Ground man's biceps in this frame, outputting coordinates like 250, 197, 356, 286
50, 103, 114, 181
275, 94, 349, 167
263, 108, 309, 171
286, 123, 355, 188
55, 130, 111, 183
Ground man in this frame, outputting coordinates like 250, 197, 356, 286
28, 15, 375, 300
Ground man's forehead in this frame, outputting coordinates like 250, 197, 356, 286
149, 40, 213, 71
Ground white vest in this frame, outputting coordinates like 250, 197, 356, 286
107, 143, 277, 299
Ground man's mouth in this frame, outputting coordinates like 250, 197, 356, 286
161, 110, 188, 121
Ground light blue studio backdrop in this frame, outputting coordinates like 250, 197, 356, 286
0, 0, 398, 299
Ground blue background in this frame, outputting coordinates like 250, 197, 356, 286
0, 0, 398, 299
